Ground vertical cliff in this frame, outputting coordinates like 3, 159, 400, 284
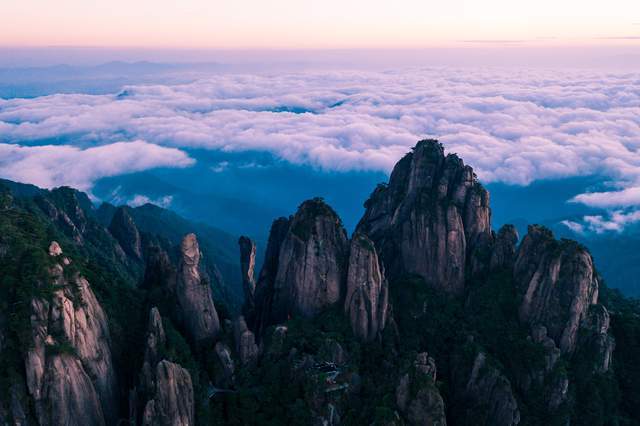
24, 242, 118, 426
344, 233, 389, 342
514, 226, 600, 354
175, 233, 221, 344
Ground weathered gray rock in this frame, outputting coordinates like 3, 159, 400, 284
233, 316, 259, 366
24, 249, 118, 426
145, 307, 166, 366
214, 342, 235, 387
238, 236, 257, 312
135, 307, 195, 426
344, 233, 389, 342
414, 352, 437, 381
356, 140, 492, 294
142, 360, 195, 426
48, 241, 63, 257
530, 325, 561, 376
268, 325, 288, 356
139, 307, 167, 397
270, 199, 349, 321
175, 233, 220, 344
108, 206, 142, 259
42, 354, 106, 426
396, 353, 446, 426
253, 217, 291, 334
548, 375, 569, 411
579, 304, 615, 373
464, 352, 520, 426
490, 225, 519, 270
514, 225, 599, 354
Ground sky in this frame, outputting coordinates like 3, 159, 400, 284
1, 0, 639, 48
0, 1, 640, 237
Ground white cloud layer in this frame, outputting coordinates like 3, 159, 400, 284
562, 210, 640, 234
0, 141, 194, 190
0, 67, 639, 205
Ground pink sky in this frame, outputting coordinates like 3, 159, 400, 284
1, 0, 639, 48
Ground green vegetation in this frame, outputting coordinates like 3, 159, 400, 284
1, 181, 640, 426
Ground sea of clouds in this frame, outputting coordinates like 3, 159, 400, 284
0, 67, 638, 231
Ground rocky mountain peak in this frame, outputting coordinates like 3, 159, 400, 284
514, 225, 600, 354
109, 206, 143, 259
134, 307, 195, 426
357, 139, 492, 294
180, 233, 200, 267
175, 233, 221, 344
269, 198, 349, 321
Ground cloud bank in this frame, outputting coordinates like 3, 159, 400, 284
0, 67, 639, 213
0, 141, 194, 190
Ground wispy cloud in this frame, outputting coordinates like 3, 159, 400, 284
129, 194, 174, 208
562, 211, 640, 234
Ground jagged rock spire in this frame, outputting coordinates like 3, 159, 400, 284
238, 236, 257, 314
356, 139, 492, 294
176, 233, 220, 344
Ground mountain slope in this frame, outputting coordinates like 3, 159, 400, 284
0, 140, 639, 425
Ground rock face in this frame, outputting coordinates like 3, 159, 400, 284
109, 206, 143, 259
138, 308, 167, 397
214, 342, 236, 387
137, 308, 195, 426
42, 354, 106, 426
463, 352, 521, 426
356, 140, 492, 294
175, 233, 220, 344
24, 244, 118, 426
253, 217, 291, 334
580, 304, 615, 373
48, 241, 63, 257
238, 236, 257, 313
514, 225, 599, 354
396, 353, 447, 426
233, 316, 259, 366
142, 361, 195, 426
269, 199, 349, 322
490, 225, 519, 271
344, 233, 389, 341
